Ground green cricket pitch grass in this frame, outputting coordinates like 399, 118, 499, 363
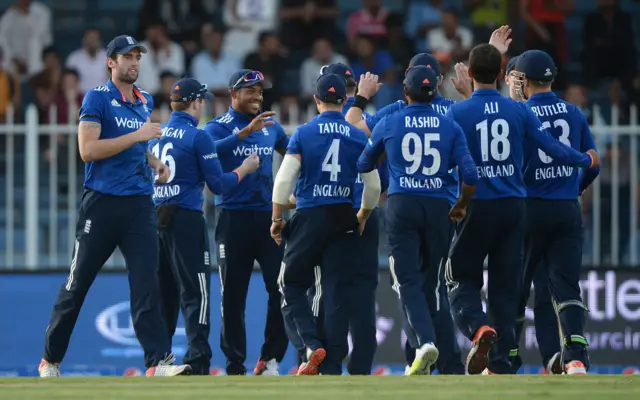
1, 376, 639, 400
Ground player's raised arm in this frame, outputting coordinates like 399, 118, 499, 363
524, 105, 598, 168
345, 72, 382, 133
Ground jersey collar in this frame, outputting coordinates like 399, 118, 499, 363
319, 110, 345, 119
471, 88, 501, 97
107, 79, 147, 105
405, 103, 433, 110
527, 91, 557, 103
169, 111, 198, 127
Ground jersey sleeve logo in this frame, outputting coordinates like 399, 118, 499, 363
94, 86, 109, 92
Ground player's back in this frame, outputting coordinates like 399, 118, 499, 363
523, 92, 593, 199
447, 89, 529, 199
382, 103, 463, 199
151, 112, 206, 211
291, 111, 368, 209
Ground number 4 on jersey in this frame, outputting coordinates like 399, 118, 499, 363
322, 138, 341, 182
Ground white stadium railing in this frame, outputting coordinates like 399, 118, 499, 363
0, 102, 637, 269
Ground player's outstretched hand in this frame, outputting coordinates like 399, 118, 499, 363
270, 220, 286, 245
247, 111, 276, 134
357, 72, 383, 100
450, 62, 472, 99
136, 118, 162, 142
154, 162, 171, 184
241, 153, 260, 173
488, 25, 512, 55
587, 149, 600, 168
449, 202, 467, 223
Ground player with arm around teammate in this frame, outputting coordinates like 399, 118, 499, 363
511, 50, 599, 375
357, 65, 480, 375
204, 70, 290, 376
444, 43, 599, 375
39, 35, 190, 377
150, 78, 260, 375
271, 73, 381, 375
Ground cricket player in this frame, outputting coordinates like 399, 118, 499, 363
357, 65, 480, 375
204, 70, 289, 376
272, 73, 381, 375
445, 43, 599, 375
349, 54, 466, 375
39, 35, 190, 377
150, 78, 260, 375
511, 50, 600, 375
503, 55, 564, 374
322, 63, 388, 375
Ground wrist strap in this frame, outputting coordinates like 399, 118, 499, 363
353, 95, 369, 110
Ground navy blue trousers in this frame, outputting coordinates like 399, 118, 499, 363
519, 199, 588, 367
386, 195, 451, 351
44, 190, 170, 368
215, 208, 287, 374
512, 260, 561, 372
158, 206, 212, 375
403, 220, 465, 374
447, 198, 525, 374
280, 204, 359, 375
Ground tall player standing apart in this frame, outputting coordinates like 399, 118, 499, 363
150, 78, 260, 375
39, 35, 191, 377
511, 50, 599, 375
357, 66, 479, 375
444, 43, 599, 375
204, 70, 289, 376
272, 73, 381, 375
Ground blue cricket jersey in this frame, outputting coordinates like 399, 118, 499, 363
357, 103, 478, 199
341, 96, 389, 208
79, 80, 154, 196
523, 92, 598, 200
287, 111, 368, 210
445, 89, 593, 200
149, 112, 242, 211
204, 107, 289, 211
363, 94, 459, 204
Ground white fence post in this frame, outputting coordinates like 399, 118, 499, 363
25, 105, 39, 269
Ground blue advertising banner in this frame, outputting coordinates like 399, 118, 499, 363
1, 270, 639, 376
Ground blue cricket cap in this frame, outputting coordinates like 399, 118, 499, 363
106, 35, 147, 57
404, 65, 438, 100
515, 50, 557, 82
170, 78, 214, 102
320, 63, 357, 87
506, 55, 520, 74
315, 73, 347, 105
408, 53, 442, 77
228, 69, 272, 90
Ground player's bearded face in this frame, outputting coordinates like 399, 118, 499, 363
114, 51, 141, 84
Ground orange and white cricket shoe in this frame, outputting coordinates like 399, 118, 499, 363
466, 325, 497, 375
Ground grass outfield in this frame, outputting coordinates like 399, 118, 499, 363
0, 376, 639, 399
